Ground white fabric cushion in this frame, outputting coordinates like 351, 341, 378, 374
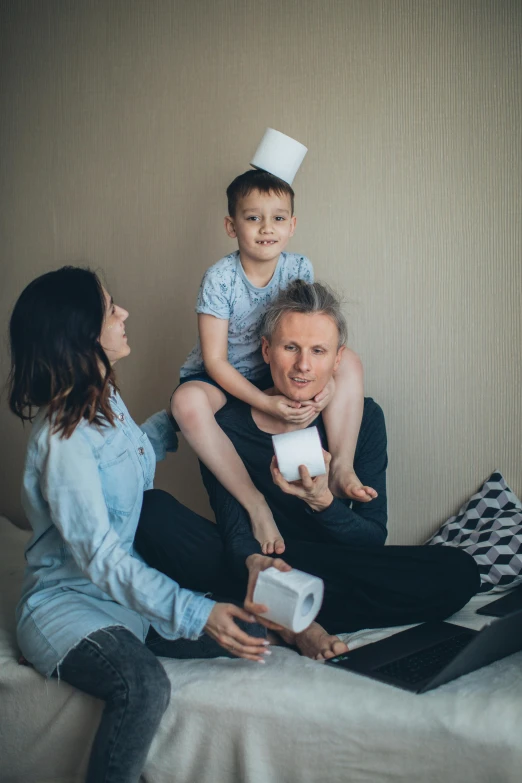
426, 471, 522, 592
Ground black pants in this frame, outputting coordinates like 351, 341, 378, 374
135, 489, 480, 635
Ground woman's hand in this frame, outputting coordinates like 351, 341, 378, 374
203, 603, 270, 662
270, 451, 334, 512
244, 553, 292, 631
263, 394, 319, 425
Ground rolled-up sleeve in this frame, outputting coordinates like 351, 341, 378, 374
140, 410, 178, 461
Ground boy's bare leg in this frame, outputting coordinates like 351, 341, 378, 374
323, 349, 377, 502
172, 382, 285, 554
273, 622, 349, 660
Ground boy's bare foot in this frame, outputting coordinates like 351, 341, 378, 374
250, 507, 285, 555
277, 622, 349, 660
329, 462, 377, 503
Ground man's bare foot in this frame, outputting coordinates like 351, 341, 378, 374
329, 463, 377, 503
250, 508, 285, 555
278, 622, 349, 661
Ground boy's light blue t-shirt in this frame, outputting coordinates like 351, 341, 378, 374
180, 251, 314, 381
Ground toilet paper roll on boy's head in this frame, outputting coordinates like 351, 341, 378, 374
250, 128, 308, 186
225, 129, 306, 220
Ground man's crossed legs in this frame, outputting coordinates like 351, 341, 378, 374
134, 489, 480, 660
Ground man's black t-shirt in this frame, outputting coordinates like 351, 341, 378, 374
200, 397, 388, 575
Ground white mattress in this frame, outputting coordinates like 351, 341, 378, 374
1, 515, 522, 783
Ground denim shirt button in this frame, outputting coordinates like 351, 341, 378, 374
138, 447, 145, 456
118, 413, 125, 421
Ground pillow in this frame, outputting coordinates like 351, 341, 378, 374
426, 471, 522, 593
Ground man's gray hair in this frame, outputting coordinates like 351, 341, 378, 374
261, 279, 348, 348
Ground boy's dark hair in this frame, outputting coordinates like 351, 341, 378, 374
226, 169, 295, 217
8, 266, 118, 438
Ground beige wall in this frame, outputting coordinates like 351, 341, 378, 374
1, 0, 520, 542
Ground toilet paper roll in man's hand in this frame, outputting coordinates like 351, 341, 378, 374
272, 426, 326, 483
270, 446, 334, 514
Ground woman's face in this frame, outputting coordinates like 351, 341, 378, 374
99, 288, 130, 365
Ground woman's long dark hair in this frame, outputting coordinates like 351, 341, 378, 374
8, 266, 118, 438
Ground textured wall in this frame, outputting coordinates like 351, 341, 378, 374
1, 0, 520, 541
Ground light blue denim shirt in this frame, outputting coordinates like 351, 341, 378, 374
16, 391, 215, 677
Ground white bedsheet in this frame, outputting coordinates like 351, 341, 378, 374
1, 515, 521, 783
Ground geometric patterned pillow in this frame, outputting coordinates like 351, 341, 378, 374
425, 471, 522, 593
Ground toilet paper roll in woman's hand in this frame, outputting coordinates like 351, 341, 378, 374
253, 567, 324, 633
245, 554, 292, 631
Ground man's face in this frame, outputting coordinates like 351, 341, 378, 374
262, 312, 344, 402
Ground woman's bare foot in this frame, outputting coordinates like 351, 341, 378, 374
278, 622, 349, 660
329, 462, 377, 503
250, 506, 285, 555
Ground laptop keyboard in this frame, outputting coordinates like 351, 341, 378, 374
374, 633, 471, 684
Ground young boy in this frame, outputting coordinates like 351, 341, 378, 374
172, 169, 376, 555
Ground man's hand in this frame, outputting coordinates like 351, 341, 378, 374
203, 602, 270, 662
311, 376, 336, 413
270, 451, 334, 512
263, 394, 319, 426
244, 553, 292, 631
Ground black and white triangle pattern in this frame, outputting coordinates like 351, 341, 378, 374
426, 471, 522, 593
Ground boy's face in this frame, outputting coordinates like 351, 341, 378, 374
224, 189, 296, 265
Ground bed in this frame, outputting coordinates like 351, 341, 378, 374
1, 514, 521, 783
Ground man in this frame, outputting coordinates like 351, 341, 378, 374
136, 281, 479, 660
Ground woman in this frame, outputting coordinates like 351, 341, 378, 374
8, 266, 270, 783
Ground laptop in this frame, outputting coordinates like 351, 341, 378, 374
325, 609, 522, 693
476, 584, 522, 618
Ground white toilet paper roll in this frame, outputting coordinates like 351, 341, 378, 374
253, 567, 324, 633
250, 128, 308, 185
272, 426, 326, 483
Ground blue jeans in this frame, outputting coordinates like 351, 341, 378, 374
54, 620, 266, 782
